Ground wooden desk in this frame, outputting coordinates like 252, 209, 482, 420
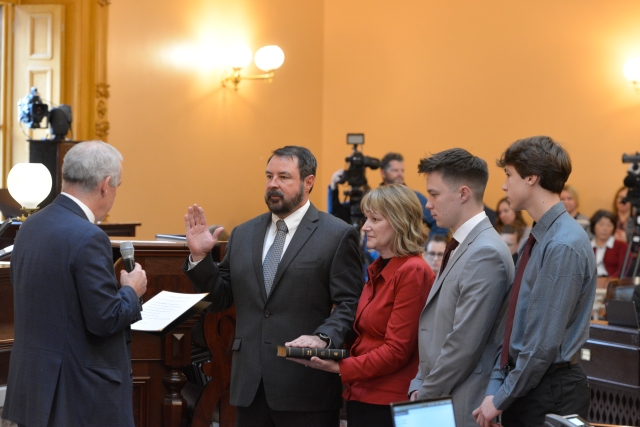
111, 240, 234, 427
581, 321, 640, 426
0, 241, 234, 427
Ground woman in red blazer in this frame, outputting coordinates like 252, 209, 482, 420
290, 184, 435, 427
590, 210, 628, 278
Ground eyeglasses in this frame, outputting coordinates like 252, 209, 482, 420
426, 251, 445, 258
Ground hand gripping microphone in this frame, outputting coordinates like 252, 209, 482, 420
120, 241, 143, 310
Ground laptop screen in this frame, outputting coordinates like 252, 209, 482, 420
390, 396, 456, 427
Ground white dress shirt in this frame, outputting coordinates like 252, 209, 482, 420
61, 192, 96, 223
450, 210, 487, 258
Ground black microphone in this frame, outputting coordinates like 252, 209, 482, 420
120, 241, 143, 310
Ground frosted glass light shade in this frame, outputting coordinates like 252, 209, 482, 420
624, 58, 640, 82
7, 163, 52, 209
254, 45, 285, 72
227, 43, 253, 69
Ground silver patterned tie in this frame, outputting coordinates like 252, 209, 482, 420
263, 219, 288, 296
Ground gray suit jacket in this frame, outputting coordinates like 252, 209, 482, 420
409, 217, 514, 427
183, 203, 363, 411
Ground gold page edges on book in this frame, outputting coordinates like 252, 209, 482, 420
276, 346, 350, 360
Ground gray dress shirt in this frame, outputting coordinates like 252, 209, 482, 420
486, 202, 597, 410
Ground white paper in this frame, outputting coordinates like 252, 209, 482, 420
131, 291, 208, 332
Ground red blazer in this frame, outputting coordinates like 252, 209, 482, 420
596, 239, 628, 277
340, 254, 435, 405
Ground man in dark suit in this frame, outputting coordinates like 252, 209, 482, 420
2, 141, 147, 427
183, 146, 363, 427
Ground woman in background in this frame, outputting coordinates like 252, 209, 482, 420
561, 185, 592, 237
289, 184, 435, 427
494, 197, 530, 247
590, 210, 628, 279
612, 187, 634, 243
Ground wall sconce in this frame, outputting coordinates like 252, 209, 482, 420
7, 163, 52, 221
221, 44, 285, 91
624, 58, 640, 90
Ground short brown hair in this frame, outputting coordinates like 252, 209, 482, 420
497, 136, 571, 194
418, 148, 489, 203
361, 184, 428, 257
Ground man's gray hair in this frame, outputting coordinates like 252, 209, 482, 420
62, 141, 123, 192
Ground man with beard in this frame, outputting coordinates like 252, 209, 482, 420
329, 152, 448, 236
182, 146, 363, 427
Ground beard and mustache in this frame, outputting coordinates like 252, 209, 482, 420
264, 182, 304, 216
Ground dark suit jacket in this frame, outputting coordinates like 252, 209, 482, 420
183, 203, 363, 411
3, 195, 141, 427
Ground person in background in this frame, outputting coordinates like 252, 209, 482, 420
499, 225, 520, 265
292, 184, 434, 427
494, 197, 531, 247
590, 210, 628, 279
613, 186, 634, 243
329, 152, 448, 236
561, 185, 592, 237
422, 234, 449, 276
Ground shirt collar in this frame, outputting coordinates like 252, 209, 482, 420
270, 200, 311, 236
529, 201, 566, 242
591, 236, 615, 249
61, 192, 96, 223
452, 211, 487, 244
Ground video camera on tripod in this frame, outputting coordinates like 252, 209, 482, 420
339, 134, 380, 228
620, 153, 640, 277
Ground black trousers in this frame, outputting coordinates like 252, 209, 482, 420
235, 380, 340, 427
346, 400, 393, 427
502, 364, 590, 427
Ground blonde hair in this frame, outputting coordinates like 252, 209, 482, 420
562, 184, 580, 207
361, 184, 428, 257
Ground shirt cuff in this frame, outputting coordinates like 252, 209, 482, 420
187, 254, 203, 270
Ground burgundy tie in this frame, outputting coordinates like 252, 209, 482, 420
500, 233, 536, 370
439, 238, 459, 273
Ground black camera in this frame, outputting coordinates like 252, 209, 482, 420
622, 153, 640, 208
17, 87, 72, 140
18, 87, 49, 129
339, 134, 380, 227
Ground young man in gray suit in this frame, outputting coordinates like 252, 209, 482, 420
409, 148, 514, 427
2, 141, 147, 427
183, 146, 363, 427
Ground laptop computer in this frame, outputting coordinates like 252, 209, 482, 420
390, 396, 456, 427
605, 298, 639, 329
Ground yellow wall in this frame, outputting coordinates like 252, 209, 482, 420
322, 0, 640, 219
107, 0, 324, 238
107, 0, 640, 237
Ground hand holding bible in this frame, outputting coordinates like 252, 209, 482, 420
184, 204, 225, 262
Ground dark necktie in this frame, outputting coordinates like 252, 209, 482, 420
439, 238, 459, 273
500, 233, 536, 370
263, 220, 288, 296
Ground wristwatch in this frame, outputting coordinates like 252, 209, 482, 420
316, 333, 332, 348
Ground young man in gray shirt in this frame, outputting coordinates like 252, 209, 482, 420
473, 135, 597, 427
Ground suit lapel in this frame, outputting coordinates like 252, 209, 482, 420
425, 217, 494, 306
266, 204, 319, 301
252, 214, 272, 302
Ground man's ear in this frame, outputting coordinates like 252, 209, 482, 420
100, 176, 112, 196
459, 185, 472, 203
528, 175, 539, 186
304, 175, 315, 193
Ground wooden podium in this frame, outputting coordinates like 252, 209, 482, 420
0, 241, 236, 427
581, 321, 640, 426
112, 240, 235, 427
